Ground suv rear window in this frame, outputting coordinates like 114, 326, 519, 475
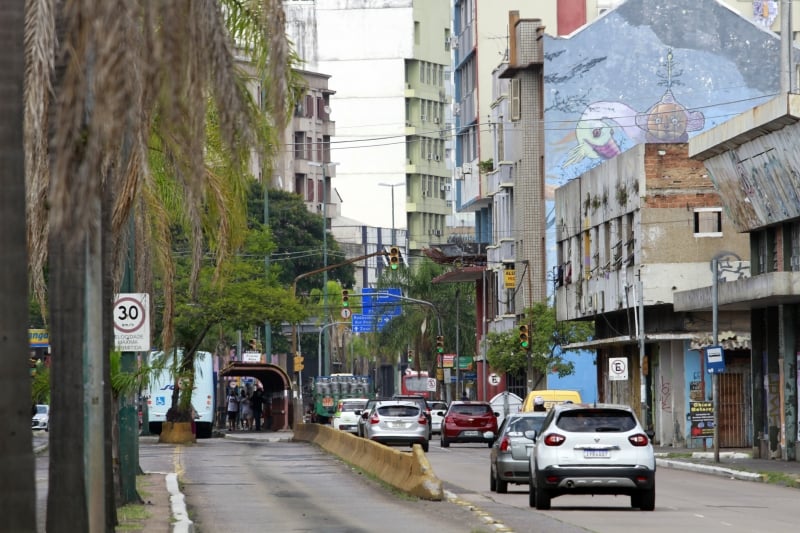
450, 404, 492, 416
377, 405, 420, 417
555, 409, 637, 433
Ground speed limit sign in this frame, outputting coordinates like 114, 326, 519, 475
114, 293, 150, 352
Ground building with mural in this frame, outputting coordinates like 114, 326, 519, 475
540, 0, 797, 450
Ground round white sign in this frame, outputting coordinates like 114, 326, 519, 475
488, 373, 501, 386
114, 295, 147, 333
340, 308, 352, 319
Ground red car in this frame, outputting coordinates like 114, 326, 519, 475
439, 401, 499, 448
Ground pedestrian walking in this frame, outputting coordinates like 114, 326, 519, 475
226, 389, 239, 431
251, 387, 264, 431
240, 389, 253, 430
263, 397, 273, 431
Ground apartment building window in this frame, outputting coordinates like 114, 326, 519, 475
305, 135, 313, 160
497, 117, 505, 161
322, 136, 331, 163
694, 208, 722, 236
316, 136, 322, 162
305, 94, 314, 118
303, 178, 313, 201
293, 132, 305, 159
294, 173, 305, 197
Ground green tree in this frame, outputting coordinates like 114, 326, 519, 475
260, 187, 355, 294
23, 1, 295, 529
373, 259, 476, 379
161, 223, 306, 421
486, 301, 594, 389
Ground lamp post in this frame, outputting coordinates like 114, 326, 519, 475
378, 182, 403, 246
309, 161, 338, 372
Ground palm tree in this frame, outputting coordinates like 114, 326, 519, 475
23, 1, 295, 529
0, 2, 37, 530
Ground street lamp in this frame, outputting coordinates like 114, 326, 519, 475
378, 182, 403, 246
309, 162, 338, 374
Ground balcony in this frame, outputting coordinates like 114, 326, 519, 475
488, 163, 514, 194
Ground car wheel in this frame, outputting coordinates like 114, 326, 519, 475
421, 440, 429, 453
638, 487, 656, 511
489, 468, 497, 492
535, 488, 551, 510
496, 471, 508, 494
440, 435, 449, 448
528, 481, 537, 508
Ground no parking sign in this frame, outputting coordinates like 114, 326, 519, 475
609, 357, 628, 381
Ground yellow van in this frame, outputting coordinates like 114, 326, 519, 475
521, 390, 582, 412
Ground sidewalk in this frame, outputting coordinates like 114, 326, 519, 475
654, 445, 800, 487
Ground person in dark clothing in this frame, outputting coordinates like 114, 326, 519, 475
251, 387, 264, 431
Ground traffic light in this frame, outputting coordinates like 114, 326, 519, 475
389, 246, 400, 270
519, 324, 530, 349
436, 335, 444, 354
342, 289, 349, 307
294, 354, 304, 372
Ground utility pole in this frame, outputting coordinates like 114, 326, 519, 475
378, 182, 403, 246
309, 162, 338, 373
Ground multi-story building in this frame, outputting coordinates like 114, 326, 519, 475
272, 69, 339, 219
555, 143, 751, 447
676, 93, 800, 460
285, 0, 452, 257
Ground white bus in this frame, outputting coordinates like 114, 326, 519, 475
146, 350, 215, 438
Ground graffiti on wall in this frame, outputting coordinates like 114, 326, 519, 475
660, 374, 672, 412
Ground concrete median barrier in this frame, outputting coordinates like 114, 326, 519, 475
293, 423, 443, 500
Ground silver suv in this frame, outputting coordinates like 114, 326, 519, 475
529, 403, 655, 511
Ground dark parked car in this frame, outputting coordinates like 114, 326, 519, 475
439, 401, 498, 448
489, 412, 546, 493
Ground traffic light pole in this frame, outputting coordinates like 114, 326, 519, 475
290, 250, 390, 362
318, 321, 352, 376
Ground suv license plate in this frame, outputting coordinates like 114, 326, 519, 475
584, 449, 609, 458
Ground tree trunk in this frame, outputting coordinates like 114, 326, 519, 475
0, 2, 37, 529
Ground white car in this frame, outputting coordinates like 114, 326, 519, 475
332, 398, 369, 434
427, 401, 447, 434
32, 404, 50, 431
529, 403, 655, 511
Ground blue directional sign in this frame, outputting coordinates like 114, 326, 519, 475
351, 313, 393, 333
706, 345, 725, 374
362, 287, 402, 316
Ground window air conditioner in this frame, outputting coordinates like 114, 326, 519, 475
433, 117, 440, 124
453, 103, 461, 116
427, 153, 433, 160
434, 155, 440, 161
421, 114, 427, 121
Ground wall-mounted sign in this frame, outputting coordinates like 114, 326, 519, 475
504, 269, 516, 289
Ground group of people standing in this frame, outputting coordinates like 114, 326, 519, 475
226, 386, 272, 432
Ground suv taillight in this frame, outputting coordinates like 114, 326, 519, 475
543, 433, 566, 446
628, 433, 650, 447
499, 436, 511, 452
369, 413, 380, 425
